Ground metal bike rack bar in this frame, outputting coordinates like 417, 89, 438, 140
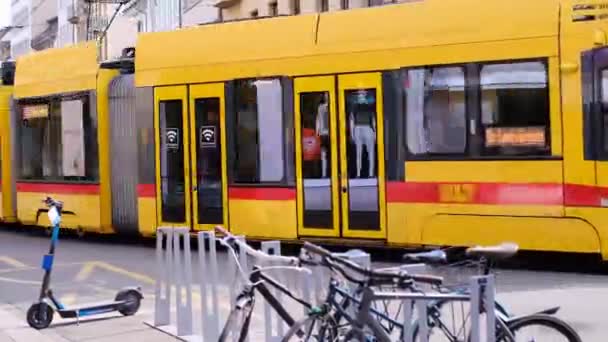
154, 227, 173, 327
261, 240, 283, 342
198, 231, 220, 342
173, 227, 193, 337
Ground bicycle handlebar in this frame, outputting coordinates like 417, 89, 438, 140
214, 226, 300, 266
302, 241, 444, 286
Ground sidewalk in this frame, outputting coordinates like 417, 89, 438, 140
0, 304, 178, 342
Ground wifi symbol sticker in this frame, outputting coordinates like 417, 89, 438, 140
165, 128, 180, 149
200, 125, 217, 148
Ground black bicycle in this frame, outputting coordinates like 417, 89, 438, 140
403, 243, 582, 342
215, 226, 316, 342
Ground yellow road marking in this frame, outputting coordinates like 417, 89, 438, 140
0, 257, 27, 268
0, 276, 40, 285
60, 293, 78, 306
0, 261, 88, 274
75, 261, 155, 284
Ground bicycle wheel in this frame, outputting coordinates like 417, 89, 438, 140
499, 314, 581, 342
280, 314, 340, 342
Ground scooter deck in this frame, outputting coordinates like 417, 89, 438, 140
57, 300, 124, 318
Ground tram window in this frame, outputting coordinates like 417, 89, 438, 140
601, 69, 608, 153
480, 61, 550, 156
232, 78, 285, 184
404, 66, 467, 156
19, 96, 97, 182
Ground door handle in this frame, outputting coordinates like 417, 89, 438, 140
192, 185, 198, 191
341, 186, 347, 193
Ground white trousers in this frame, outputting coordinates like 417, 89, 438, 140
353, 125, 375, 178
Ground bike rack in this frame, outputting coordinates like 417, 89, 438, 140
148, 227, 496, 342
148, 227, 194, 340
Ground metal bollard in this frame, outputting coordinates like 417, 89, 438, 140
154, 227, 173, 327
261, 241, 283, 342
198, 231, 220, 342
172, 227, 193, 337
469, 275, 496, 342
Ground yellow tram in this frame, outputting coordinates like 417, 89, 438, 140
3, 0, 608, 260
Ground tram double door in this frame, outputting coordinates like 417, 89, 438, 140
154, 84, 228, 231
295, 73, 387, 239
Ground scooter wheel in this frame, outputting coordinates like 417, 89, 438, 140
26, 302, 54, 329
115, 291, 141, 316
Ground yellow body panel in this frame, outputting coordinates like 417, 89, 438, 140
228, 199, 297, 239
188, 83, 229, 231
14, 42, 98, 99
406, 160, 564, 183
97, 69, 119, 233
135, 0, 558, 87
17, 192, 101, 230
0, 86, 15, 222
138, 197, 157, 237
420, 210, 599, 253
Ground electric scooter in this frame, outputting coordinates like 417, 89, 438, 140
26, 196, 143, 329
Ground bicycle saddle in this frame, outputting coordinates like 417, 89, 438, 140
402, 249, 447, 264
465, 242, 519, 260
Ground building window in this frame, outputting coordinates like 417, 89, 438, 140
19, 95, 98, 182
293, 0, 301, 14
320, 0, 329, 12
269, 1, 278, 16
341, 0, 349, 9
231, 79, 286, 184
368, 0, 384, 6
250, 9, 259, 17
405, 66, 467, 155
480, 61, 550, 156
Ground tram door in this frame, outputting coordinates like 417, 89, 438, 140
295, 73, 387, 239
188, 84, 228, 231
154, 86, 191, 228
154, 84, 228, 230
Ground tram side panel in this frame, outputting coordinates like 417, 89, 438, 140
15, 92, 102, 231
0, 85, 15, 223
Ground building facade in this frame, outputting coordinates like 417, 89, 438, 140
216, 0, 403, 20
8, 0, 32, 58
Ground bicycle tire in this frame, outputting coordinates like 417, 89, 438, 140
499, 314, 582, 342
280, 314, 340, 342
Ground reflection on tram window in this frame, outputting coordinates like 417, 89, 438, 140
158, 100, 186, 223
344, 88, 380, 231
233, 78, 285, 184
404, 66, 466, 155
300, 92, 331, 179
300, 92, 333, 228
194, 98, 223, 225
19, 96, 98, 181
345, 89, 378, 179
602, 69, 608, 153
481, 61, 550, 156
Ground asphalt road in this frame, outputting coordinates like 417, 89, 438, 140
1, 227, 607, 341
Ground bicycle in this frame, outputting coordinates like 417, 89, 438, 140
403, 243, 582, 342
215, 226, 314, 342
281, 241, 446, 342
284, 242, 582, 342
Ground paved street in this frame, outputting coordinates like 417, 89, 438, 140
0, 227, 607, 341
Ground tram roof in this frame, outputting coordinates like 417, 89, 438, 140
135, 0, 560, 87
14, 41, 99, 99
